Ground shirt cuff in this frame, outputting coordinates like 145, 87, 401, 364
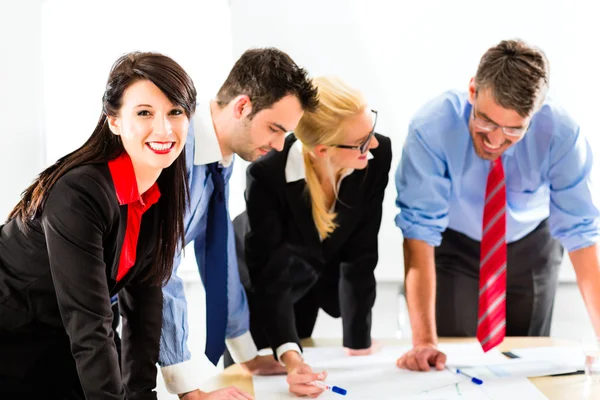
275, 342, 303, 366
226, 331, 258, 364
160, 357, 216, 395
395, 214, 444, 247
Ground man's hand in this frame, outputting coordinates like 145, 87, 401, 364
179, 387, 253, 400
396, 344, 447, 371
344, 340, 382, 356
241, 355, 286, 375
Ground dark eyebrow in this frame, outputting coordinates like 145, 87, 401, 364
271, 123, 288, 133
478, 110, 525, 130
135, 104, 154, 108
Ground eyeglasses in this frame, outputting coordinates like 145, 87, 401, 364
472, 105, 528, 138
331, 109, 378, 154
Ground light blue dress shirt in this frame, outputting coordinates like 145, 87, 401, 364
395, 90, 600, 252
159, 105, 254, 393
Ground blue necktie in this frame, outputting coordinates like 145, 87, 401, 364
204, 162, 228, 365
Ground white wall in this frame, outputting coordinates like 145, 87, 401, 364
228, 0, 600, 282
6, 0, 600, 282
40, 0, 234, 280
41, 0, 233, 165
0, 0, 44, 219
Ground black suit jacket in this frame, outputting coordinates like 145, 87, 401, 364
242, 133, 392, 352
0, 163, 162, 399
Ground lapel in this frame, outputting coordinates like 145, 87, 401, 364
285, 180, 322, 252
322, 169, 366, 257
109, 205, 129, 283
110, 203, 159, 291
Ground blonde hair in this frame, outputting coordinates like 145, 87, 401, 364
294, 76, 367, 239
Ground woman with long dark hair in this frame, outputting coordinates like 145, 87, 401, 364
0, 52, 195, 399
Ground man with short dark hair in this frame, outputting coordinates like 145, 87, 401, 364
394, 39, 600, 372
159, 47, 319, 399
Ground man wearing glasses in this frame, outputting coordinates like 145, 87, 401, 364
394, 39, 600, 372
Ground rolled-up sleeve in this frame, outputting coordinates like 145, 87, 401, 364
395, 125, 452, 246
547, 126, 600, 252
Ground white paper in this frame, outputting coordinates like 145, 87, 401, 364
457, 359, 577, 380
510, 346, 585, 371
252, 344, 548, 399
409, 378, 548, 400
253, 366, 461, 399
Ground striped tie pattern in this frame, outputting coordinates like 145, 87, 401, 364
477, 158, 507, 352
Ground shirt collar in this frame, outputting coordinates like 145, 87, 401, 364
193, 101, 233, 167
108, 152, 161, 208
285, 139, 374, 183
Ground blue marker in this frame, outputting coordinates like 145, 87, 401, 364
455, 369, 484, 385
311, 381, 348, 396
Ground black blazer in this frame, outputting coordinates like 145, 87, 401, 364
242, 133, 392, 352
0, 163, 162, 399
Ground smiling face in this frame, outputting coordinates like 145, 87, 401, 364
468, 81, 531, 161
107, 79, 188, 174
229, 94, 304, 162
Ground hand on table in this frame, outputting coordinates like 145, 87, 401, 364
396, 343, 447, 371
179, 387, 253, 400
241, 354, 286, 375
286, 361, 328, 398
345, 340, 382, 356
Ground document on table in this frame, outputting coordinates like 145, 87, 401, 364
410, 378, 548, 400
456, 359, 577, 380
252, 343, 548, 399
509, 346, 585, 371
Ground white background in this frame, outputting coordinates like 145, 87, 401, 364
2, 0, 600, 282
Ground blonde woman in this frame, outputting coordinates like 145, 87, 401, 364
233, 76, 392, 397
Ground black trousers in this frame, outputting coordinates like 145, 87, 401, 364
435, 219, 563, 337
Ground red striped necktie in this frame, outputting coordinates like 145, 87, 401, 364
477, 158, 507, 352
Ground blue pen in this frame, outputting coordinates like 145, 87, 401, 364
311, 381, 348, 396
455, 369, 484, 385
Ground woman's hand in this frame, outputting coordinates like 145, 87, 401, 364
344, 340, 382, 356
241, 354, 286, 375
179, 387, 253, 400
281, 350, 327, 398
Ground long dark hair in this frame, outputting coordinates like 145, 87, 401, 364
8, 51, 196, 286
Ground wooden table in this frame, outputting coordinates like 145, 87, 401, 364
202, 337, 600, 399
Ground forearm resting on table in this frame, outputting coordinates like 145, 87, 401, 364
404, 238, 438, 346
570, 243, 600, 336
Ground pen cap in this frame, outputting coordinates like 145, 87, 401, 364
332, 386, 347, 395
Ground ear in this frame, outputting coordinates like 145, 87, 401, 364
468, 77, 477, 105
232, 95, 252, 119
312, 144, 329, 159
107, 115, 121, 136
